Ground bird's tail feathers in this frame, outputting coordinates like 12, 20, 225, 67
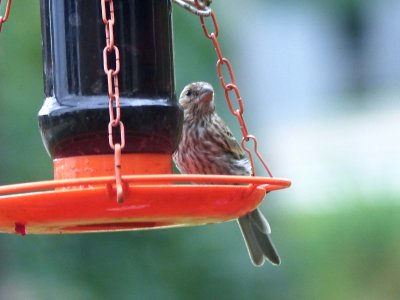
238, 209, 281, 266
238, 215, 265, 266
249, 208, 271, 234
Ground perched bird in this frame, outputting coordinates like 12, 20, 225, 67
173, 82, 281, 266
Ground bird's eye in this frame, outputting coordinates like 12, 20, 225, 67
186, 89, 192, 97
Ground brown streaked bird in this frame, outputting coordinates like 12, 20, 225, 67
173, 82, 280, 266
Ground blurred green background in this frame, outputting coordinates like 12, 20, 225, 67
1, 0, 399, 299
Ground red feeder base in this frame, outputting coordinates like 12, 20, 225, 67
0, 154, 291, 235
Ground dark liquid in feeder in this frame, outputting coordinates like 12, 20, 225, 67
38, 0, 182, 158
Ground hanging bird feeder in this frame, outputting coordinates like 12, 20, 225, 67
0, 0, 290, 235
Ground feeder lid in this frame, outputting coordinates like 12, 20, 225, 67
0, 175, 290, 235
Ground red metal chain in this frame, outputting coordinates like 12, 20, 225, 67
0, 0, 12, 32
101, 0, 125, 203
193, 0, 273, 177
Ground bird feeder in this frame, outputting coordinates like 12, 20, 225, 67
0, 0, 291, 235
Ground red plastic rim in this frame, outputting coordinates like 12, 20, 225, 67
0, 175, 291, 235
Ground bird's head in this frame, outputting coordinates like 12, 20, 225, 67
179, 82, 215, 115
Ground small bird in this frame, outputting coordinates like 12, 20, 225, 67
173, 82, 281, 266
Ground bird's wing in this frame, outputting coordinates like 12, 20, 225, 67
215, 114, 246, 159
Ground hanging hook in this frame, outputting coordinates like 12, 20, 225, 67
114, 143, 124, 203
0, 0, 12, 32
172, 0, 212, 17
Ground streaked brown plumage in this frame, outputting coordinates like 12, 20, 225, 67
173, 82, 281, 266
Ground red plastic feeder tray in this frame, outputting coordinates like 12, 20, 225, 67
0, 173, 290, 235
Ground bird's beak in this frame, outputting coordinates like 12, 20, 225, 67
199, 84, 214, 103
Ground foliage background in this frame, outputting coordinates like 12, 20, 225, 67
0, 1, 399, 299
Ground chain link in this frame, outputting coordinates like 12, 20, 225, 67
0, 0, 12, 32
190, 0, 273, 177
101, 0, 125, 203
